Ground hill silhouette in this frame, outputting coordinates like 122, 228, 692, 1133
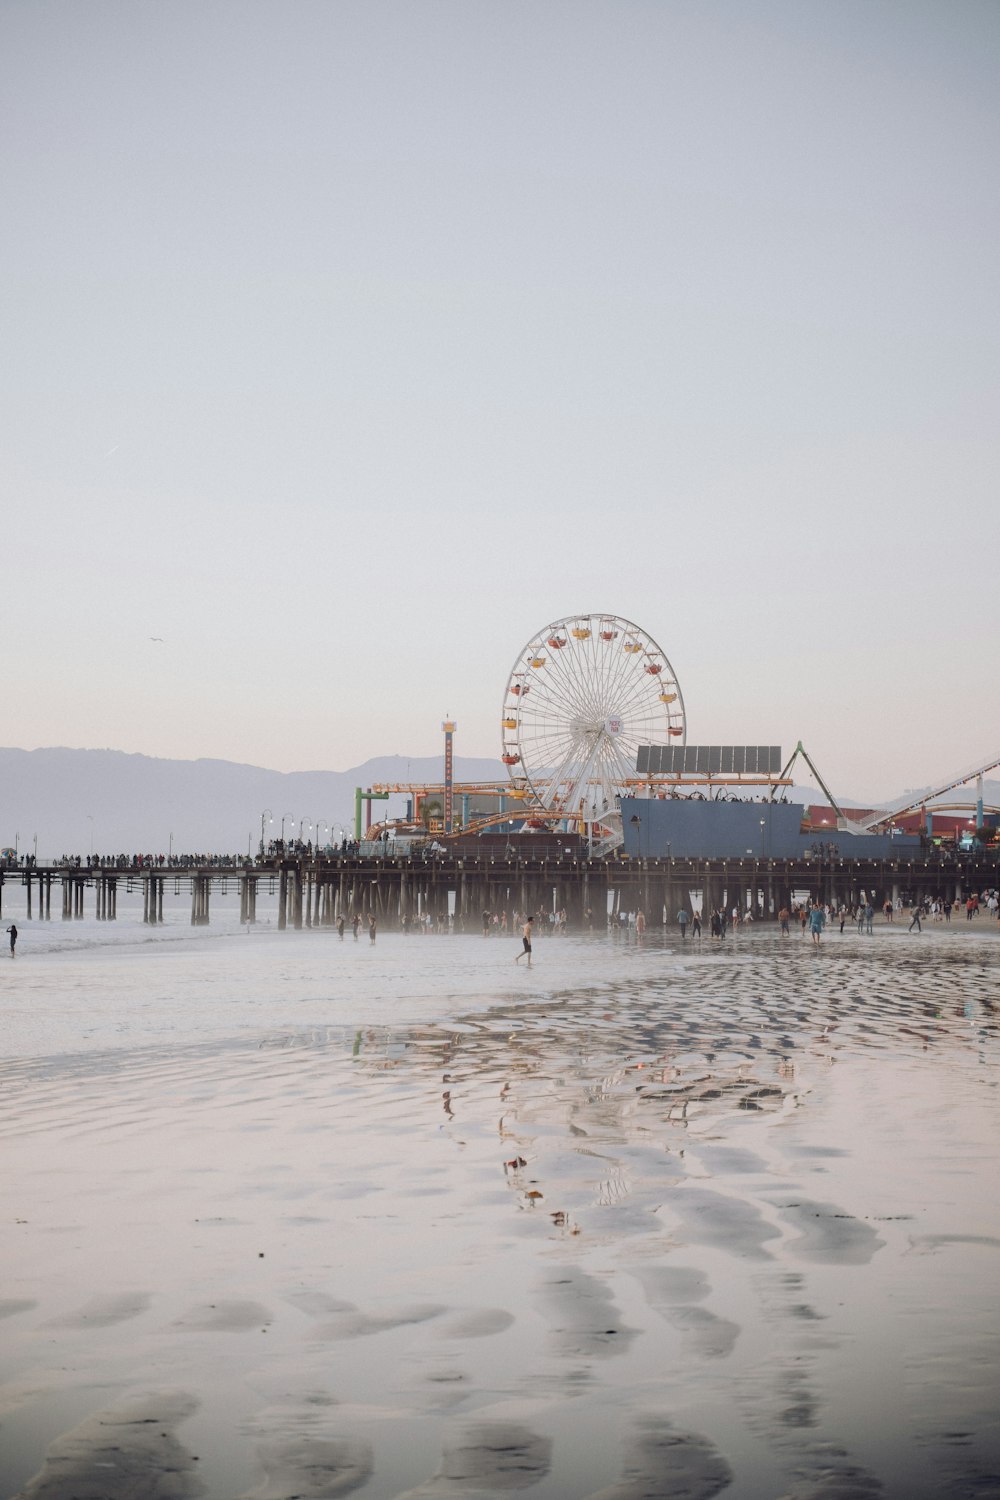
2, 747, 995, 860
0, 747, 504, 858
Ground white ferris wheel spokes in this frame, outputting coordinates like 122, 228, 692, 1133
501, 613, 686, 824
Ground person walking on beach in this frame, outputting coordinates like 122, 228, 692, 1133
635, 910, 646, 937
368, 914, 377, 944
677, 908, 688, 940
515, 915, 533, 965
778, 906, 790, 936
909, 903, 923, 933
692, 911, 702, 938
864, 901, 874, 935
6, 924, 17, 956
808, 904, 825, 946
352, 914, 361, 940
337, 916, 345, 939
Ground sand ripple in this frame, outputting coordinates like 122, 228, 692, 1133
1, 928, 997, 1498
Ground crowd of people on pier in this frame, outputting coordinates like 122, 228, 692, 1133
55, 853, 249, 871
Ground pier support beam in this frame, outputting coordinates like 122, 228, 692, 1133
239, 876, 258, 925
191, 876, 210, 926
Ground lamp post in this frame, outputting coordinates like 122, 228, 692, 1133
280, 813, 294, 844
315, 819, 329, 851
86, 816, 94, 857
169, 831, 174, 861
260, 809, 272, 853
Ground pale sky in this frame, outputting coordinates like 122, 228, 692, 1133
3, 0, 998, 804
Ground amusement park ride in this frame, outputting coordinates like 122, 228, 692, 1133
358, 610, 1000, 850
363, 611, 797, 850
355, 607, 1000, 851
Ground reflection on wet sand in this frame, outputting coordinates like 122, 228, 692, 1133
1, 928, 998, 1497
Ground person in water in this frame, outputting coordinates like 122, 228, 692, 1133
368, 914, 377, 943
515, 915, 533, 966
808, 904, 826, 946
6, 924, 17, 955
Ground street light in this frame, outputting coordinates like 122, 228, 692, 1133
280, 813, 294, 842
169, 831, 174, 860
87, 815, 94, 856
315, 819, 329, 850
260, 809, 273, 852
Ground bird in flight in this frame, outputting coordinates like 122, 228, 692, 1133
149, 636, 165, 643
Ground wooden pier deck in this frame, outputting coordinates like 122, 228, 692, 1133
2, 846, 998, 928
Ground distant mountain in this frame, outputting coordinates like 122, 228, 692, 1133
0, 747, 505, 858
4, 746, 995, 859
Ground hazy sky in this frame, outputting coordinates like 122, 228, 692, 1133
3, 0, 998, 803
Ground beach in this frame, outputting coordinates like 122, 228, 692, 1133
1, 914, 998, 1498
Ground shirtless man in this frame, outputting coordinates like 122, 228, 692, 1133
515, 915, 533, 966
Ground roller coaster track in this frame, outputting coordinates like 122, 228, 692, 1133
859, 752, 1000, 832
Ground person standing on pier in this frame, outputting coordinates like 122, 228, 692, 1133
6, 924, 17, 956
515, 915, 533, 966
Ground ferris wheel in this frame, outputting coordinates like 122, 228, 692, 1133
501, 613, 686, 824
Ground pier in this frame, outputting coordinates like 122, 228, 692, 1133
2, 846, 998, 929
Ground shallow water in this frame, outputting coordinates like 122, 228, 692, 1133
1, 918, 999, 1498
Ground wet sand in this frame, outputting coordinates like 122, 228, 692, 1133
1, 921, 999, 1497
